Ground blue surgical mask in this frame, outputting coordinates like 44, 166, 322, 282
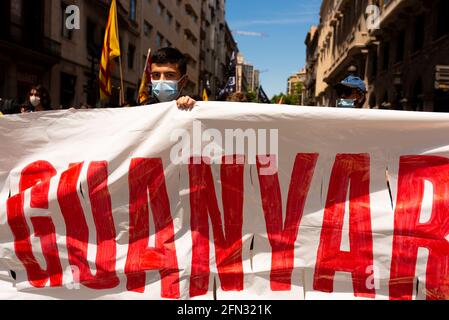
152, 80, 180, 102
336, 99, 356, 108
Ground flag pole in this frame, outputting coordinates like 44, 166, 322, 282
138, 48, 152, 105
114, 4, 125, 106
143, 48, 151, 76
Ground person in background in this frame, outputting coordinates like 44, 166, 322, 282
21, 85, 52, 113
226, 92, 249, 102
334, 75, 367, 108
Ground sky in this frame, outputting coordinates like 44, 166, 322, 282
226, 0, 322, 98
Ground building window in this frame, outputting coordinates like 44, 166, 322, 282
176, 21, 181, 33
184, 29, 198, 46
61, 3, 73, 40
86, 19, 100, 50
157, 2, 165, 16
436, 0, 449, 39
413, 15, 425, 53
60, 73, 76, 108
128, 44, 135, 70
382, 42, 390, 70
144, 21, 152, 37
129, 0, 136, 22
166, 11, 173, 25
156, 33, 164, 47
126, 87, 136, 104
185, 4, 198, 23
10, 0, 23, 25
395, 31, 405, 63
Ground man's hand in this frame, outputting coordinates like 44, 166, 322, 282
176, 96, 196, 111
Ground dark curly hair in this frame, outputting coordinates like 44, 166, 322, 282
152, 47, 188, 76
26, 85, 52, 111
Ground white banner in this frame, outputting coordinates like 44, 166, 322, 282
1, 102, 449, 300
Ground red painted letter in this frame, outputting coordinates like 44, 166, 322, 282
314, 154, 375, 298
189, 156, 245, 297
126, 158, 179, 298
390, 156, 449, 300
57, 162, 119, 289
257, 154, 318, 291
6, 161, 63, 287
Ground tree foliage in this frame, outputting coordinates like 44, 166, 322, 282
271, 82, 304, 105
247, 91, 258, 103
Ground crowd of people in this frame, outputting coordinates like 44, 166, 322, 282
0, 48, 197, 116
0, 85, 101, 116
1, 47, 368, 117
0, 85, 53, 116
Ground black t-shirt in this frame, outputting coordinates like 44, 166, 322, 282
0, 99, 21, 114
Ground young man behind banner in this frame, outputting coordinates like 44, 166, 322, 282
139, 47, 197, 110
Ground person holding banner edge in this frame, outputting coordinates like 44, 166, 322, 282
139, 47, 197, 111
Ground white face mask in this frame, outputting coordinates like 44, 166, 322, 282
30, 96, 41, 107
336, 98, 356, 108
151, 80, 179, 102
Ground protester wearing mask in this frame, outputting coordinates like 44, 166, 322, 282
22, 85, 52, 113
146, 47, 196, 110
334, 75, 367, 109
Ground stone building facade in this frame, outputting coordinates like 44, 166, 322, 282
313, 0, 372, 107
199, 0, 237, 99
0, 0, 237, 108
287, 68, 306, 96
304, 26, 318, 106
235, 52, 260, 94
235, 52, 247, 93
306, 0, 449, 111
368, 0, 449, 112
285, 68, 306, 105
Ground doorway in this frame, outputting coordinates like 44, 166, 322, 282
434, 89, 449, 113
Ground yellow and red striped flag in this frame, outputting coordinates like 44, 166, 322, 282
138, 49, 152, 105
99, 0, 121, 101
